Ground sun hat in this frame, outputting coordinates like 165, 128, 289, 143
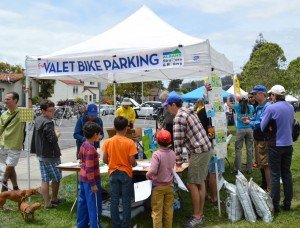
268, 85, 286, 95
156, 130, 171, 144
87, 104, 98, 116
162, 94, 182, 107
250, 85, 267, 94
121, 97, 132, 106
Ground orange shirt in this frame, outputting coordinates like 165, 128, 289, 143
102, 135, 137, 177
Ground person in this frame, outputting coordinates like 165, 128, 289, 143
74, 104, 104, 159
146, 130, 176, 228
102, 116, 137, 228
115, 97, 136, 129
31, 99, 63, 208
0, 91, 32, 192
227, 94, 254, 174
248, 92, 258, 110
77, 122, 103, 228
241, 85, 271, 191
261, 85, 294, 212
163, 94, 212, 227
157, 91, 175, 148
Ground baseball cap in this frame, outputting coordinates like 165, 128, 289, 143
162, 94, 182, 107
268, 85, 286, 95
250, 85, 267, 94
87, 104, 98, 116
156, 130, 171, 144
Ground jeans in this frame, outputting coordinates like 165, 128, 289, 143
235, 128, 253, 172
109, 170, 132, 228
268, 145, 293, 209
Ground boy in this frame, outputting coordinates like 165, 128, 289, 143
31, 99, 62, 208
102, 116, 137, 228
77, 122, 103, 228
146, 130, 176, 228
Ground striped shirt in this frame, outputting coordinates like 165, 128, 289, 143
79, 142, 100, 186
173, 107, 211, 155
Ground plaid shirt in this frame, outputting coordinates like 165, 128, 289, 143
173, 107, 211, 155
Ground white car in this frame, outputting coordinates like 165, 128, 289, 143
134, 101, 162, 118
98, 104, 115, 116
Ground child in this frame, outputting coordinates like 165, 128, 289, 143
146, 130, 176, 228
77, 122, 103, 228
102, 116, 137, 228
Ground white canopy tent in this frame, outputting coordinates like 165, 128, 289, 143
25, 5, 233, 83
226, 85, 248, 96
286, 94, 298, 102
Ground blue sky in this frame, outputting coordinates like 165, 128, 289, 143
0, 0, 299, 73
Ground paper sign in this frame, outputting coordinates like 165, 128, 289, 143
19, 108, 34, 122
173, 170, 189, 192
134, 180, 152, 202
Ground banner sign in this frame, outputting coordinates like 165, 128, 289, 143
37, 48, 184, 76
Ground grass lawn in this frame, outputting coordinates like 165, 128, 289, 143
1, 112, 300, 227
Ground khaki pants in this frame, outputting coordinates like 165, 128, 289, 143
151, 184, 174, 228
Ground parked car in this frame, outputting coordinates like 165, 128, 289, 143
134, 101, 162, 118
97, 104, 115, 116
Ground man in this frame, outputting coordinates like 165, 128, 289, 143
157, 91, 175, 148
115, 97, 136, 129
248, 91, 258, 110
261, 85, 294, 212
0, 91, 32, 192
242, 85, 271, 191
74, 104, 104, 159
163, 94, 211, 227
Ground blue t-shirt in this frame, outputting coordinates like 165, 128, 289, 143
233, 103, 254, 129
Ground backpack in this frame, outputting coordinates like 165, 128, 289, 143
292, 119, 300, 142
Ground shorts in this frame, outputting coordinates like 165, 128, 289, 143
187, 150, 211, 184
254, 140, 268, 167
209, 158, 225, 174
39, 160, 62, 183
0, 149, 21, 167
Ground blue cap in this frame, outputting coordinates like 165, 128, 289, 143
250, 85, 267, 94
162, 94, 182, 107
87, 104, 98, 116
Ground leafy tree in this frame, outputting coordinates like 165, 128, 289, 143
103, 81, 164, 103
249, 33, 267, 61
168, 79, 183, 91
240, 42, 287, 91
34, 79, 56, 99
285, 57, 300, 95
0, 62, 24, 73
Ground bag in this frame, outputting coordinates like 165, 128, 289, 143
292, 119, 300, 142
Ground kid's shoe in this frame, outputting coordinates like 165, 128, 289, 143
183, 215, 205, 227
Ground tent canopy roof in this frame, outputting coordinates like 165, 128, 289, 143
181, 86, 233, 101
226, 85, 248, 96
26, 6, 233, 83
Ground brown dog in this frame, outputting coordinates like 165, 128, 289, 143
0, 189, 40, 208
18, 201, 42, 221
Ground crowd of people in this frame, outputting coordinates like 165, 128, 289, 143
0, 83, 296, 227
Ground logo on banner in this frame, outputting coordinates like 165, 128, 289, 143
162, 49, 183, 67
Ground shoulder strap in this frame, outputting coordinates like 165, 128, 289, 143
3, 110, 19, 130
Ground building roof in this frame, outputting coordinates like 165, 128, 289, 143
0, 73, 23, 82
59, 80, 83, 85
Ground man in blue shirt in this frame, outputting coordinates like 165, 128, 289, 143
261, 85, 294, 213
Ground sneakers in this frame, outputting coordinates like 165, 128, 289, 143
183, 215, 205, 227
280, 204, 290, 211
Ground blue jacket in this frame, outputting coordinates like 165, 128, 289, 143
261, 101, 294, 146
250, 101, 270, 140
73, 115, 104, 150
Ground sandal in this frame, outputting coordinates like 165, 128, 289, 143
45, 204, 55, 209
51, 198, 66, 206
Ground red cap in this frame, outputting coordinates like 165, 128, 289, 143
156, 130, 171, 144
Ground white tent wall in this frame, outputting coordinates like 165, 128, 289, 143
25, 6, 233, 83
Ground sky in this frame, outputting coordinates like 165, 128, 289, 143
1, 0, 299, 74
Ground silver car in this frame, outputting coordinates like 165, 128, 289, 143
134, 101, 162, 118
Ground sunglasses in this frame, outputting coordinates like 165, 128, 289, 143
248, 96, 254, 99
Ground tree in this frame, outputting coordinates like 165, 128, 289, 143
249, 33, 267, 61
168, 79, 183, 91
0, 62, 24, 73
103, 81, 164, 103
285, 57, 300, 95
34, 79, 56, 99
240, 42, 287, 92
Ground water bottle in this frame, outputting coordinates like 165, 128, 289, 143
138, 150, 144, 160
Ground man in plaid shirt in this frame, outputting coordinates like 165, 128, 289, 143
163, 94, 212, 228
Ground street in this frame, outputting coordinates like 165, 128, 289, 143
24, 115, 157, 151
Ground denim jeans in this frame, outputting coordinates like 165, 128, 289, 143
268, 145, 293, 209
109, 170, 132, 228
235, 128, 253, 172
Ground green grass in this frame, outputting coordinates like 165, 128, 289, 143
1, 112, 300, 227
